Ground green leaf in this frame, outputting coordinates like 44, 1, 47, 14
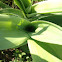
14, 0, 25, 11
0, 1, 10, 9
20, 0, 32, 13
14, 0, 27, 18
27, 12, 62, 28
40, 13, 62, 27
19, 0, 32, 8
0, 14, 29, 50
35, 39, 62, 60
0, 8, 25, 18
30, 20, 62, 45
25, 5, 32, 13
31, 0, 62, 13
14, 0, 32, 14
28, 13, 62, 26
28, 21, 62, 60
28, 39, 62, 62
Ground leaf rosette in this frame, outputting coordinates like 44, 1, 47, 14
0, 0, 62, 61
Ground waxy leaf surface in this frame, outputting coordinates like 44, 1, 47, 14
0, 14, 29, 50
28, 39, 62, 62
0, 8, 25, 18
28, 21, 62, 60
32, 0, 62, 13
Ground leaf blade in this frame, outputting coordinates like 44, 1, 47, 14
28, 20, 62, 60
32, 0, 62, 13
0, 14, 29, 50
30, 21, 62, 45
0, 8, 25, 18
28, 39, 62, 62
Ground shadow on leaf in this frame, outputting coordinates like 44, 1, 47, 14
35, 40, 62, 60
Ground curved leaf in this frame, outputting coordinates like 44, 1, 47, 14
0, 8, 25, 18
27, 21, 62, 60
14, 0, 25, 12
28, 39, 62, 62
14, 0, 32, 14
31, 0, 62, 13
28, 13, 62, 27
0, 14, 29, 50
40, 13, 62, 27
27, 13, 62, 28
14, 0, 31, 9
30, 20, 62, 45
19, 0, 31, 8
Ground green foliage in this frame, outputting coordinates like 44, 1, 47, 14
0, 1, 10, 8
31, 0, 62, 13
0, 0, 62, 62
28, 39, 62, 62
0, 8, 25, 18
14, 0, 32, 13
40, 13, 62, 26
0, 14, 29, 50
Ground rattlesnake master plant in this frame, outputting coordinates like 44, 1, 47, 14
0, 0, 62, 62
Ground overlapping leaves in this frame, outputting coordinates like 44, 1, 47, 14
0, 0, 62, 62
0, 14, 62, 61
